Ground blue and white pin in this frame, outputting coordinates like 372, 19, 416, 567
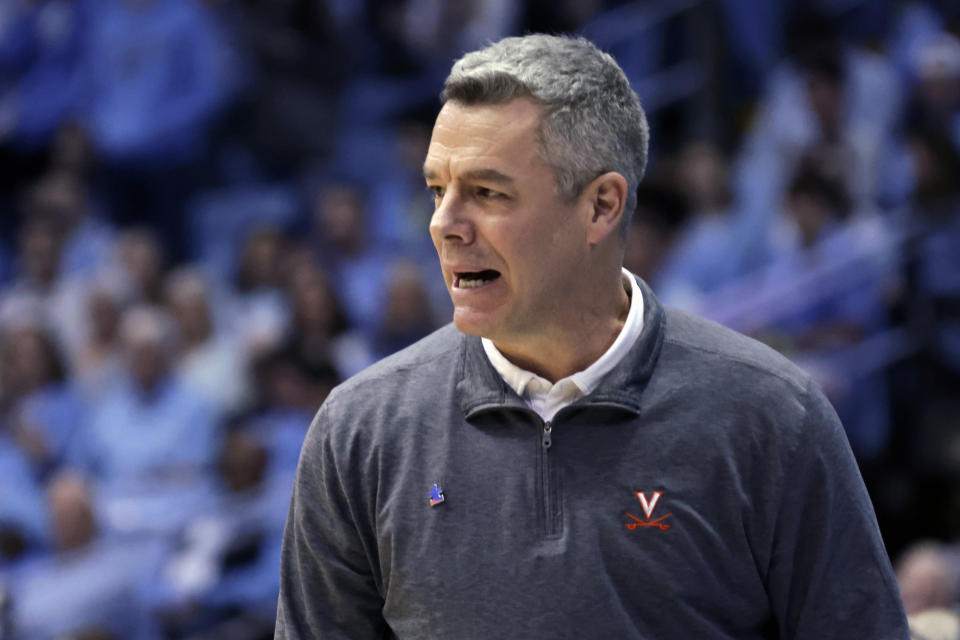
429, 483, 445, 507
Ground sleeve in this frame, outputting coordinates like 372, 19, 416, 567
764, 379, 909, 639
274, 402, 390, 640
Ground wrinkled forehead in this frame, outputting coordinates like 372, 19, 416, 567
423, 99, 545, 179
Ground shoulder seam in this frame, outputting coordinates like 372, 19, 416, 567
663, 335, 808, 390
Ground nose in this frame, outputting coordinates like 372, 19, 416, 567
428, 189, 474, 246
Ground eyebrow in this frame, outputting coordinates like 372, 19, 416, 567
422, 167, 515, 186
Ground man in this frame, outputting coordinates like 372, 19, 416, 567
276, 35, 908, 638
71, 305, 221, 488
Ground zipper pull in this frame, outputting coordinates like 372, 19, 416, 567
542, 421, 552, 449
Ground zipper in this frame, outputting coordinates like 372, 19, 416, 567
539, 418, 560, 537
466, 401, 639, 539
465, 404, 560, 536
541, 421, 552, 449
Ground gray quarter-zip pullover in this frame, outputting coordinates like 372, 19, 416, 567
276, 277, 907, 639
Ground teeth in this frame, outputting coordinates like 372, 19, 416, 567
454, 270, 500, 289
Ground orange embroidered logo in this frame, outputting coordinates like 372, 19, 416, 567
624, 490, 671, 531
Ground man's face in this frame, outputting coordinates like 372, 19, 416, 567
425, 98, 591, 343
127, 336, 168, 393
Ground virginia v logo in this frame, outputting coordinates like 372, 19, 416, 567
625, 490, 672, 531
636, 491, 662, 519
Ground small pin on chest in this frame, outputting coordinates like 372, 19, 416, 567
429, 483, 445, 506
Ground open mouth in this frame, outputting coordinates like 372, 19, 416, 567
454, 270, 501, 289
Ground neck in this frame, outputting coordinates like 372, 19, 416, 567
492, 270, 631, 383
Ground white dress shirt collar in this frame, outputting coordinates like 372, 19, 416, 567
482, 269, 644, 421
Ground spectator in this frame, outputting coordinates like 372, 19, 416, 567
1, 176, 111, 359
0, 213, 66, 331
897, 127, 960, 383
21, 171, 114, 284
154, 428, 292, 638
909, 608, 960, 640
80, 0, 236, 165
111, 228, 168, 305
904, 33, 960, 149
735, 10, 899, 250
312, 182, 395, 338
164, 267, 250, 415
897, 541, 960, 615
71, 274, 126, 400
0, 320, 66, 417
50, 121, 98, 181
186, 181, 300, 282
80, 0, 240, 259
0, 0, 90, 150
623, 180, 689, 284
229, 225, 290, 358
365, 111, 438, 257
2, 321, 84, 478
67, 305, 222, 489
224, 0, 345, 170
750, 162, 894, 459
373, 259, 436, 357
654, 141, 743, 311
0, 435, 48, 564
5, 472, 165, 639
248, 344, 339, 475
284, 257, 372, 380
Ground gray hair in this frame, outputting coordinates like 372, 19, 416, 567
441, 34, 649, 233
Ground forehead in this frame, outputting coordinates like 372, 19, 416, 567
423, 99, 544, 179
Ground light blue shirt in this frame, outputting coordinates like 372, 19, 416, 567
70, 375, 222, 488
0, 436, 47, 548
7, 535, 165, 639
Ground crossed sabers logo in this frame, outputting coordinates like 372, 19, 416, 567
624, 490, 672, 531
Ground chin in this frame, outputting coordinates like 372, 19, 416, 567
451, 309, 500, 339
451, 315, 486, 337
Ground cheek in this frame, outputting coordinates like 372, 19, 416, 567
536, 217, 584, 271
503, 240, 544, 289
497, 221, 554, 277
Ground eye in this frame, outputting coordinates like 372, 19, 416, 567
426, 185, 444, 203
475, 187, 502, 199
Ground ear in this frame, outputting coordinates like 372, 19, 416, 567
583, 172, 628, 245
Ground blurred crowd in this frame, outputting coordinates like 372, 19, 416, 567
0, 0, 958, 638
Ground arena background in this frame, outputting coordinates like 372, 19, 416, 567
0, 0, 958, 637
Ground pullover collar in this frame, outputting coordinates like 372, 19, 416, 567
457, 274, 666, 420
